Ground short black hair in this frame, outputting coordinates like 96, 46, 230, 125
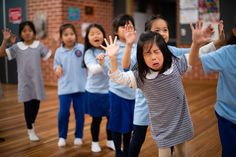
144, 14, 169, 31
137, 31, 174, 82
59, 23, 78, 46
18, 21, 36, 41
112, 14, 135, 37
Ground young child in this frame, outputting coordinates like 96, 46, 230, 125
97, 14, 137, 157
82, 23, 115, 152
122, 15, 191, 157
101, 21, 213, 157
0, 21, 52, 141
123, 15, 225, 157
53, 23, 86, 147
190, 24, 236, 157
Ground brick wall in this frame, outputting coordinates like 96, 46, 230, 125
27, 0, 113, 86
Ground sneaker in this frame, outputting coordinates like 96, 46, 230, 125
91, 141, 101, 152
58, 138, 66, 147
74, 138, 83, 145
27, 129, 40, 141
106, 140, 115, 151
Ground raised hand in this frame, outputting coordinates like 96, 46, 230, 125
190, 21, 214, 46
100, 36, 120, 59
214, 20, 225, 48
9, 34, 16, 45
124, 23, 136, 45
2, 28, 12, 41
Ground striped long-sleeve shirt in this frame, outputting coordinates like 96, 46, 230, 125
109, 56, 194, 148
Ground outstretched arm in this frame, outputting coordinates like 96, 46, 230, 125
100, 36, 120, 73
189, 21, 213, 66
122, 24, 136, 69
199, 20, 225, 56
101, 35, 137, 88
0, 29, 12, 57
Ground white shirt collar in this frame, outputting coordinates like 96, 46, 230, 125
145, 63, 174, 79
17, 41, 40, 50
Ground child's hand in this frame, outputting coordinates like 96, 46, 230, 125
55, 65, 63, 78
214, 20, 225, 48
190, 21, 214, 46
2, 29, 12, 41
125, 24, 136, 45
96, 53, 106, 65
100, 36, 120, 59
9, 34, 16, 45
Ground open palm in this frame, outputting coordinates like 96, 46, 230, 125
100, 36, 120, 58
125, 24, 136, 45
191, 21, 214, 46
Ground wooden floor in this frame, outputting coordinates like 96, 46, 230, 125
0, 79, 221, 157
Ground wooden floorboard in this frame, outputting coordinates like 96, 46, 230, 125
0, 79, 221, 157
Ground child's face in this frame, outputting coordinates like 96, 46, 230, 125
88, 27, 104, 48
21, 25, 35, 43
143, 43, 164, 71
116, 21, 133, 42
61, 27, 76, 48
150, 19, 169, 43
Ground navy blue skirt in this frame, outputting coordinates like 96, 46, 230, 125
84, 91, 110, 117
108, 92, 135, 133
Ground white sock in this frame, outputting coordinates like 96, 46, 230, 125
91, 141, 101, 152
74, 138, 83, 145
58, 138, 66, 147
27, 129, 39, 141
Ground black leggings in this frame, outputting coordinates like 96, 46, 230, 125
128, 125, 148, 157
24, 99, 40, 129
91, 116, 112, 142
112, 131, 132, 157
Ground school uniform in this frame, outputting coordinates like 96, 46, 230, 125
105, 41, 137, 133
6, 41, 51, 102
200, 44, 236, 157
84, 48, 110, 117
53, 43, 86, 139
132, 46, 190, 127
110, 55, 194, 148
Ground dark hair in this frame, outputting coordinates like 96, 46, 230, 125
137, 31, 174, 82
18, 21, 36, 41
112, 14, 135, 38
226, 27, 236, 45
82, 23, 106, 68
59, 23, 78, 46
144, 14, 169, 31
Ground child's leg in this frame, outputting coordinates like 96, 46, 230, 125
174, 142, 187, 157
24, 100, 40, 141
128, 125, 148, 157
158, 148, 171, 157
106, 116, 112, 140
24, 100, 34, 129
123, 131, 132, 157
58, 94, 71, 139
112, 132, 122, 157
31, 99, 40, 124
215, 112, 236, 157
91, 117, 102, 142
72, 92, 84, 138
